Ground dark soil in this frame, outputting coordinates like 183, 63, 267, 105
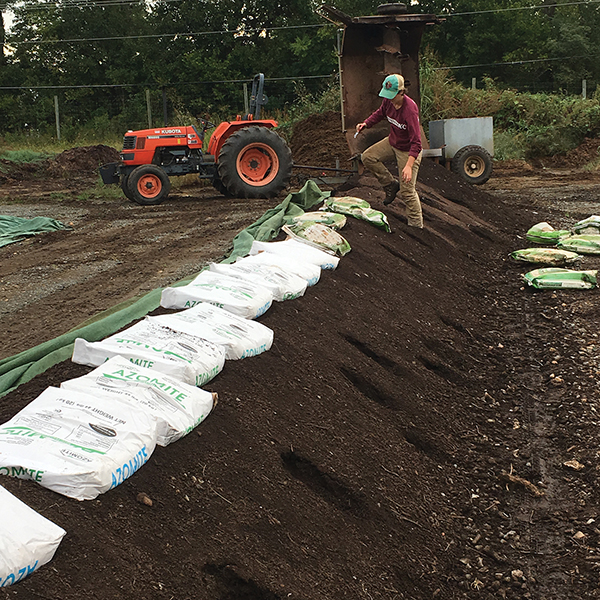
2, 117, 600, 600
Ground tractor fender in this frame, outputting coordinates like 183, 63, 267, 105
208, 119, 278, 160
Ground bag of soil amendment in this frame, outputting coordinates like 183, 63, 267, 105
510, 248, 580, 265
557, 234, 600, 254
61, 356, 215, 447
321, 196, 391, 233
525, 222, 571, 245
151, 302, 273, 360
0, 387, 158, 501
72, 318, 226, 387
250, 238, 340, 270
209, 261, 307, 302
522, 267, 598, 289
283, 223, 351, 257
574, 215, 600, 234
160, 270, 273, 319
0, 485, 66, 587
291, 211, 347, 230
237, 252, 321, 287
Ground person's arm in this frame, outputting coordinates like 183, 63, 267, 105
401, 154, 416, 182
405, 101, 422, 159
355, 101, 387, 134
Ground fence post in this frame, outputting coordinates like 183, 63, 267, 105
54, 95, 61, 141
146, 89, 152, 128
582, 79, 587, 99
472, 77, 476, 90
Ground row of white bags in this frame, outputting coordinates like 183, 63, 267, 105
0, 355, 216, 501
160, 239, 336, 316
0, 236, 340, 585
73, 302, 274, 384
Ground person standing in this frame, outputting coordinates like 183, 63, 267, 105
355, 74, 424, 228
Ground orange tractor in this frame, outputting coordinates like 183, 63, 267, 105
100, 74, 293, 205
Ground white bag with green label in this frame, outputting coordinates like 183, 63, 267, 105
0, 485, 66, 587
249, 238, 340, 270
72, 318, 226, 387
62, 356, 215, 447
209, 261, 307, 301
152, 303, 273, 360
160, 270, 273, 319
0, 387, 158, 501
236, 252, 321, 287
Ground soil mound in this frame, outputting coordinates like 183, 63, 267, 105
290, 110, 351, 167
0, 159, 43, 183
46, 144, 119, 177
2, 121, 599, 600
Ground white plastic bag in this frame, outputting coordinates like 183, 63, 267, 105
0, 387, 158, 501
72, 318, 226, 387
62, 356, 216, 447
0, 485, 66, 587
160, 270, 273, 319
237, 252, 321, 287
209, 261, 307, 302
151, 302, 273, 360
249, 238, 340, 270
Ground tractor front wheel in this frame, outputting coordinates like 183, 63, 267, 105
217, 126, 292, 198
127, 165, 171, 205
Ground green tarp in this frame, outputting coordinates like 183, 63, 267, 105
0, 215, 71, 248
0, 181, 330, 398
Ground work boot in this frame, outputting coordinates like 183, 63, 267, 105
382, 180, 400, 205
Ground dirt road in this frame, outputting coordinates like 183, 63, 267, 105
2, 140, 600, 600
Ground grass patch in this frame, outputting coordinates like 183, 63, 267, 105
0, 149, 54, 163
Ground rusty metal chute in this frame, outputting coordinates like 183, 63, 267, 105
319, 4, 441, 157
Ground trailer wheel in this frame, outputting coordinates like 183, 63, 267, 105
127, 165, 171, 205
451, 145, 493, 185
217, 126, 292, 198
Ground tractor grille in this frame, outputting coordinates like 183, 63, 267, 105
122, 135, 136, 150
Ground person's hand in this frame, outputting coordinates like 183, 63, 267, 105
355, 122, 367, 134
401, 163, 413, 183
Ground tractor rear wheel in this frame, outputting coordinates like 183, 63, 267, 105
217, 126, 292, 198
451, 145, 493, 185
127, 165, 171, 205
211, 176, 233, 197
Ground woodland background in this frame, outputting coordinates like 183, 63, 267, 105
1, 0, 600, 161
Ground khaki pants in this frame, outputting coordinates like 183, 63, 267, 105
362, 137, 423, 227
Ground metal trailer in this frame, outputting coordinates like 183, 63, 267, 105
425, 116, 494, 185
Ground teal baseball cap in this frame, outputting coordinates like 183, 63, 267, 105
379, 74, 405, 99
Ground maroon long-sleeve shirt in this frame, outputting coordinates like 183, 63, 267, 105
364, 96, 422, 158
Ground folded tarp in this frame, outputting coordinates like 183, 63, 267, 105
0, 215, 71, 248
0, 181, 330, 398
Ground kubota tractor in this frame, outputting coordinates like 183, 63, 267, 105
99, 74, 293, 205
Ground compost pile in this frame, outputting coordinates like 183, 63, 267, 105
2, 115, 600, 600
